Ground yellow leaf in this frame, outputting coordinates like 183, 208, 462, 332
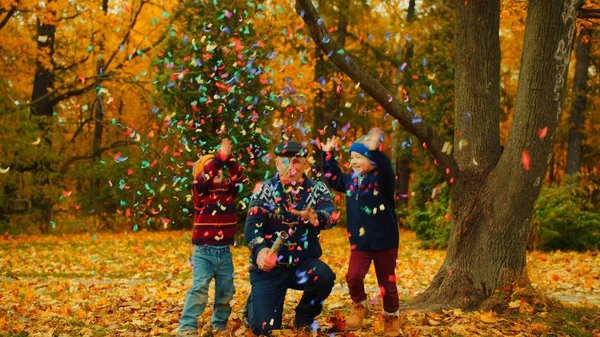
509, 300, 521, 308
480, 311, 496, 323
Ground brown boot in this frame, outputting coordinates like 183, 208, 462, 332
383, 314, 400, 337
346, 301, 369, 331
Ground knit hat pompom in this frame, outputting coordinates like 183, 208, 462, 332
349, 136, 370, 158
193, 154, 214, 178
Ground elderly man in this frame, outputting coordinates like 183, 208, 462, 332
244, 140, 338, 335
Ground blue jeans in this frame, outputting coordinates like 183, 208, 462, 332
179, 245, 235, 331
246, 257, 335, 335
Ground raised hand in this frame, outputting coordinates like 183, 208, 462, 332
219, 138, 233, 158
365, 128, 383, 151
321, 136, 339, 152
290, 206, 319, 226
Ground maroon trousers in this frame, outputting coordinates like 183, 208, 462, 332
346, 248, 399, 313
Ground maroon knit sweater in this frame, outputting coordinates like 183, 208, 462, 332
191, 151, 243, 246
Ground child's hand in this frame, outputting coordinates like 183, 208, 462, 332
322, 136, 338, 152
365, 128, 383, 151
290, 206, 319, 226
219, 138, 232, 158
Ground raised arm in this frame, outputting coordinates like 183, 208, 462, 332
364, 128, 396, 205
321, 136, 351, 192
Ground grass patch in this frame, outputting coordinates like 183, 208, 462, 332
539, 305, 600, 336
91, 326, 110, 337
68, 318, 86, 327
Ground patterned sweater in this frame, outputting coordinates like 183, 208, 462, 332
191, 152, 243, 246
244, 173, 337, 269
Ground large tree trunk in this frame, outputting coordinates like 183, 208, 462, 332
295, 0, 582, 309
565, 28, 591, 176
30, 5, 57, 233
31, 20, 55, 118
412, 0, 582, 309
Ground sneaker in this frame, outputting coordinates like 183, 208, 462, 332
346, 301, 369, 331
175, 329, 199, 337
383, 314, 400, 337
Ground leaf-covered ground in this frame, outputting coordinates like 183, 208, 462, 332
1, 228, 599, 336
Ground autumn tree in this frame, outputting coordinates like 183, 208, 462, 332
295, 0, 586, 310
0, 0, 181, 231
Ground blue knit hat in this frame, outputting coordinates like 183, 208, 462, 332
349, 138, 370, 158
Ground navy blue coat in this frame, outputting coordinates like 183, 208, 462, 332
323, 150, 399, 251
244, 174, 337, 269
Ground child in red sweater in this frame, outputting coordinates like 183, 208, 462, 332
177, 138, 243, 336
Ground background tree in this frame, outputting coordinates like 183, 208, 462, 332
113, 0, 275, 231
0, 0, 180, 231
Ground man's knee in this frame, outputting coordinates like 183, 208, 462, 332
319, 267, 336, 288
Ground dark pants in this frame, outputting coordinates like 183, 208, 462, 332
246, 258, 336, 335
346, 248, 399, 313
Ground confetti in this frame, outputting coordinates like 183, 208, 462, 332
521, 151, 531, 171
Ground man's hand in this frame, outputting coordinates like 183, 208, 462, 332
219, 138, 233, 158
256, 247, 276, 271
290, 206, 319, 226
321, 136, 339, 152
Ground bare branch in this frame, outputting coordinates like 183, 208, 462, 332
60, 140, 141, 175
294, 0, 459, 182
103, 0, 149, 69
59, 117, 94, 155
344, 31, 402, 68
0, 5, 16, 31
579, 8, 600, 19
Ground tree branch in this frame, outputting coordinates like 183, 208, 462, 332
344, 31, 402, 68
60, 140, 140, 175
0, 5, 16, 31
104, 0, 148, 69
294, 0, 459, 182
579, 8, 600, 18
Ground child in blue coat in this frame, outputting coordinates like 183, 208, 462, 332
322, 128, 400, 337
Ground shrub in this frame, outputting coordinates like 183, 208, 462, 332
531, 175, 600, 251
405, 182, 451, 249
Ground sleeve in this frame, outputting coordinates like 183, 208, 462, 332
368, 150, 396, 206
312, 181, 338, 230
322, 151, 351, 193
244, 183, 271, 264
193, 152, 227, 196
224, 154, 244, 195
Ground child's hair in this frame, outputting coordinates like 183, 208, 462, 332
192, 154, 214, 178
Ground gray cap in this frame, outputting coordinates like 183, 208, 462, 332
274, 140, 308, 157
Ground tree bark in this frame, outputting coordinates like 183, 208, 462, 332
565, 28, 591, 176
413, 0, 582, 309
395, 0, 416, 206
295, 0, 582, 309
30, 19, 55, 118
30, 3, 57, 233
